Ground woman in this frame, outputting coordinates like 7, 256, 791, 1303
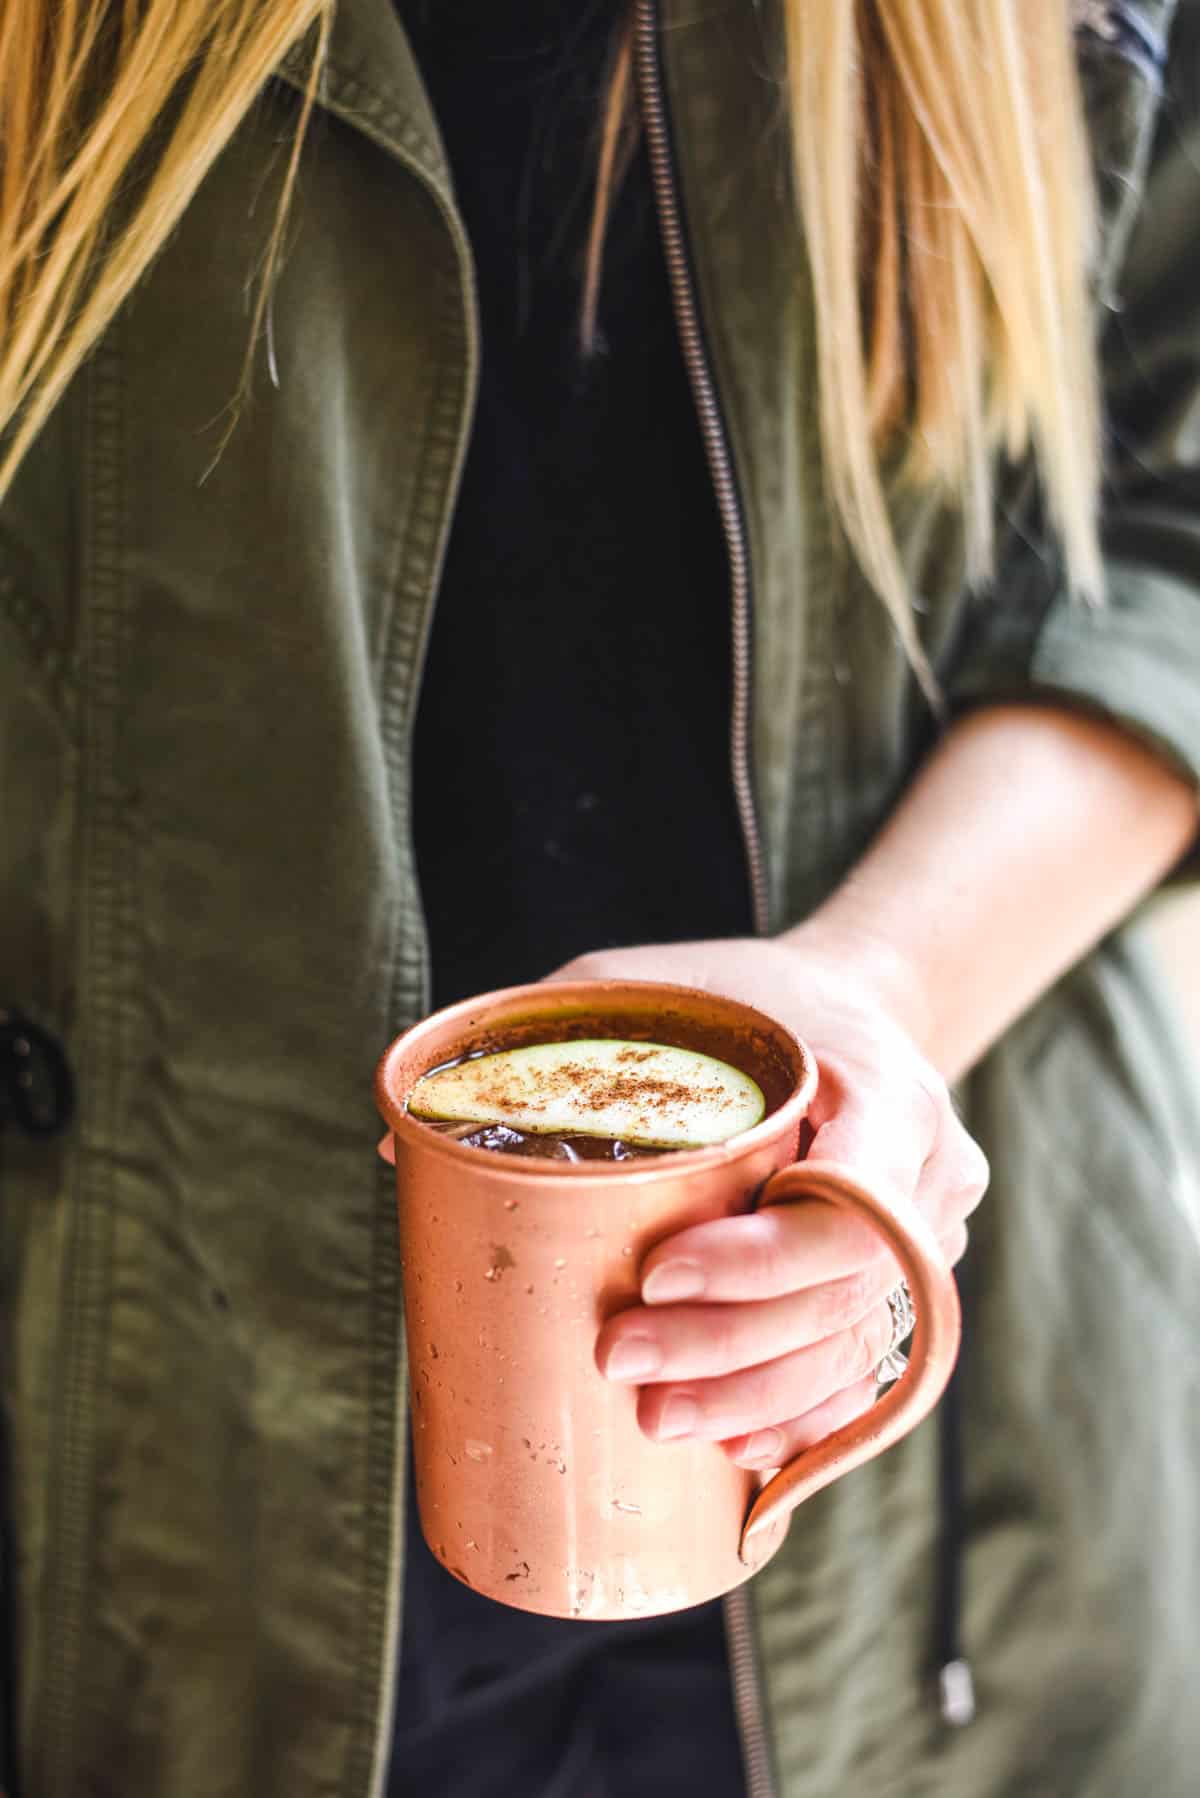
1, 2, 1198, 1795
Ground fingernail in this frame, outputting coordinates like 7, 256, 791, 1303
642, 1260, 705, 1303
603, 1337, 663, 1382
734, 1428, 783, 1467
655, 1394, 699, 1440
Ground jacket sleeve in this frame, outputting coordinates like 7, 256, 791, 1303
946, 10, 1200, 810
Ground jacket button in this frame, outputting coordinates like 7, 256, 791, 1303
0, 1008, 75, 1136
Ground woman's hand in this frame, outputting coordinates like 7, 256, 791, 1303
547, 930, 987, 1469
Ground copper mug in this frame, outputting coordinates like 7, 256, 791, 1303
375, 979, 960, 1620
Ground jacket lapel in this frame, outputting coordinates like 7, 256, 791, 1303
275, 0, 453, 203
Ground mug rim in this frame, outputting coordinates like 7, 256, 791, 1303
375, 978, 819, 1184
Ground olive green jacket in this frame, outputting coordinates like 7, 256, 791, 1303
3, 2, 1200, 1795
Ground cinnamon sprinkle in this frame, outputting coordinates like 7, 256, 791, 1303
469, 1058, 735, 1117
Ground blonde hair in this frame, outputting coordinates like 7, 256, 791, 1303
1, 0, 1100, 688
0, 0, 331, 498
790, 0, 1101, 692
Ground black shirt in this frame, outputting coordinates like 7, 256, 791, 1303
397, 4, 752, 1791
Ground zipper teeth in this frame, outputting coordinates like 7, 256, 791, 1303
634, 7, 776, 1795
634, 0, 770, 942
724, 1582, 778, 1798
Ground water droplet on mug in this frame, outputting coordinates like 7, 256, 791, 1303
612, 1500, 642, 1516
554, 1257, 567, 1270
465, 1439, 493, 1463
621, 1247, 633, 1258
504, 1197, 519, 1211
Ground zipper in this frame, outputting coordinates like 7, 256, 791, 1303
723, 1583, 778, 1798
634, 0, 770, 944
634, 5, 775, 1796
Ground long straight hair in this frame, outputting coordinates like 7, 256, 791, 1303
792, 0, 1101, 687
0, 0, 1100, 684
0, 0, 332, 497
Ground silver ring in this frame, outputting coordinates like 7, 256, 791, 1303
875, 1279, 915, 1388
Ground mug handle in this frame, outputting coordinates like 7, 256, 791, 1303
737, 1158, 962, 1566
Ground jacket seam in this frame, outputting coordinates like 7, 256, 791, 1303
275, 47, 449, 189
30, 329, 129, 1798
343, 367, 444, 1798
346, 244, 476, 1798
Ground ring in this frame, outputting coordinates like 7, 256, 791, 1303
875, 1279, 915, 1388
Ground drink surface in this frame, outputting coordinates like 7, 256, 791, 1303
420, 1118, 669, 1161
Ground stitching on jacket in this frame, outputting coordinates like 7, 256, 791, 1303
29, 325, 129, 1798
276, 44, 447, 183
312, 59, 441, 171
334, 199, 476, 1798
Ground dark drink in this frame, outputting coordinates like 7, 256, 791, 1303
420, 1117, 671, 1161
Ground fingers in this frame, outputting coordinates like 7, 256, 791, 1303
631, 1294, 899, 1445
635, 1091, 985, 1310
722, 1377, 878, 1470
638, 1200, 899, 1302
597, 1258, 901, 1384
940, 1219, 970, 1269
802, 1083, 940, 1209
918, 1120, 989, 1238
600, 1221, 966, 1451
804, 1081, 988, 1246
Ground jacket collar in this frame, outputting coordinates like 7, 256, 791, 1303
275, 0, 452, 200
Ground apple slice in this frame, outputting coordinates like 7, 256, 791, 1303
408, 1038, 765, 1150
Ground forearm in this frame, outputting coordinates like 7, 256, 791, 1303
784, 704, 1199, 1082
